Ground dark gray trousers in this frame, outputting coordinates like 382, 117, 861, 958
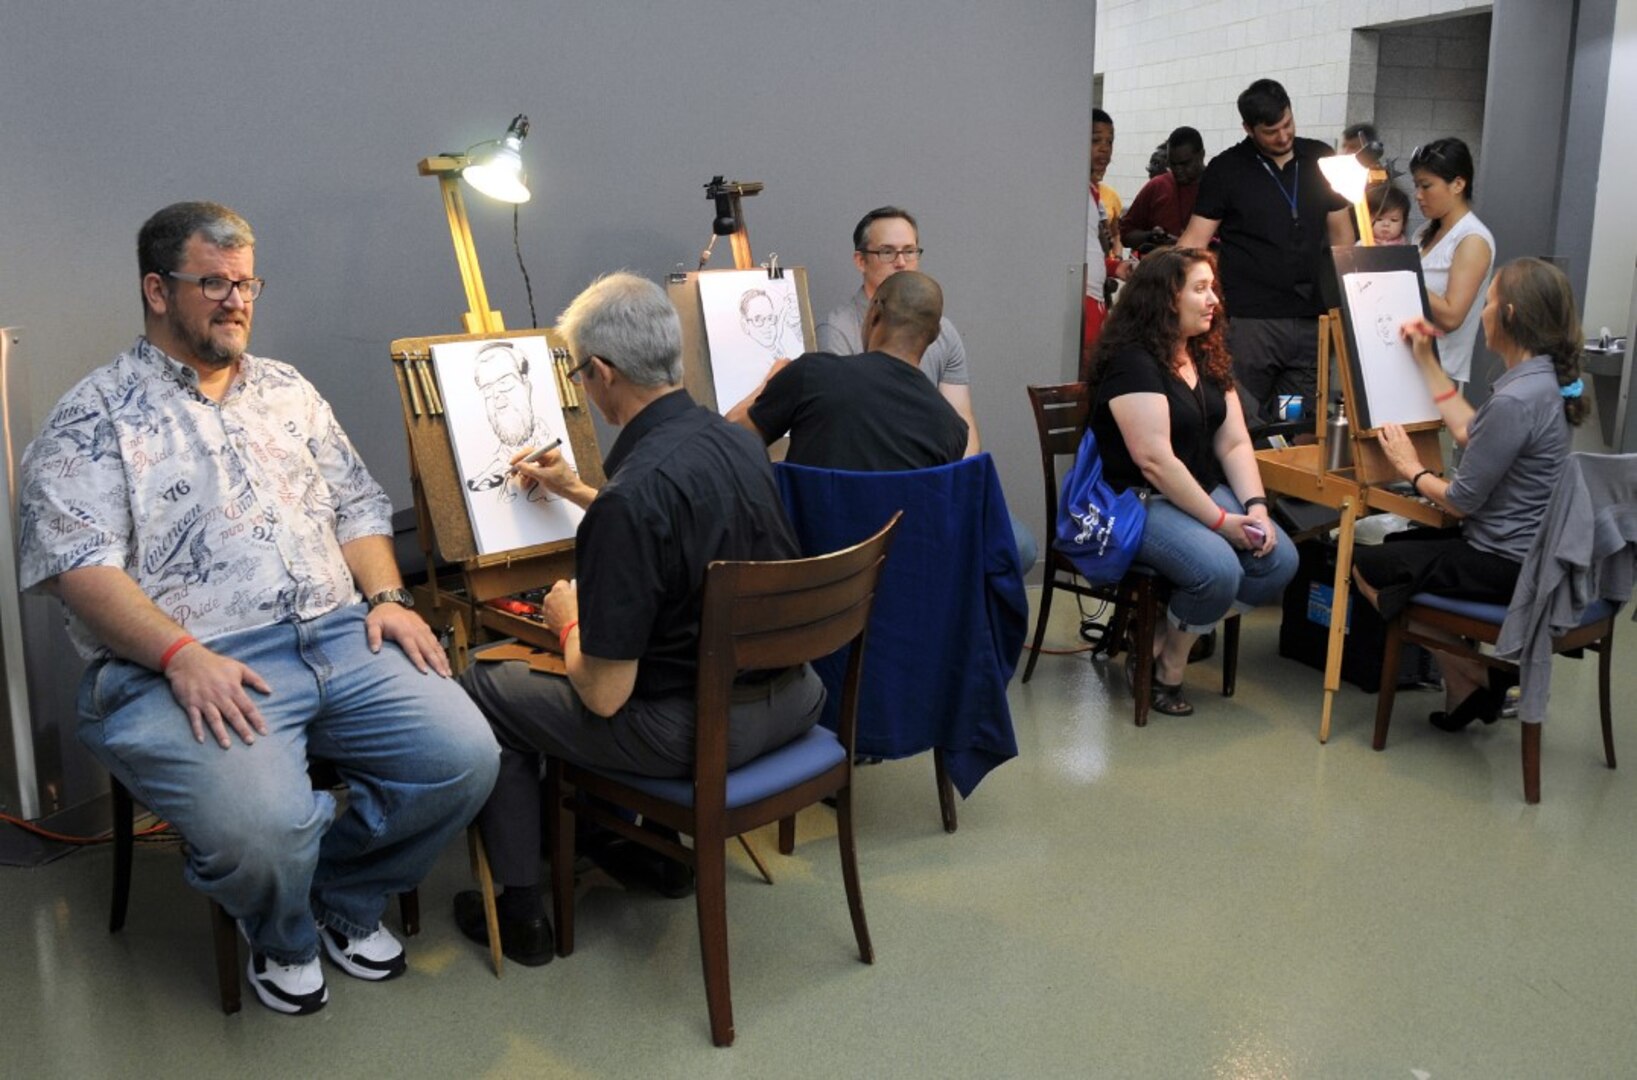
1227, 315, 1320, 425
460, 661, 825, 888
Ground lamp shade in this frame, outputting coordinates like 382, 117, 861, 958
462, 115, 531, 204
1317, 153, 1369, 205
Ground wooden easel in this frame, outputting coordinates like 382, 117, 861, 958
1257, 312, 1449, 743
667, 188, 816, 416
388, 328, 605, 668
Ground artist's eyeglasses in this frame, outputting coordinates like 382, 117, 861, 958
566, 356, 594, 383
859, 247, 923, 263
166, 271, 264, 302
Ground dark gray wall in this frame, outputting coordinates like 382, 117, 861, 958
1553, 0, 1618, 310
0, 1, 1094, 542
1464, 0, 1615, 403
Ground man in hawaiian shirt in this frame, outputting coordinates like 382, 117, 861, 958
17, 201, 498, 1016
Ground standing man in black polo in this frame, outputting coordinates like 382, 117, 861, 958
1178, 78, 1353, 424
453, 272, 825, 965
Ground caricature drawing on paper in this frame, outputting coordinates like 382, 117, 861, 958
1341, 270, 1440, 427
697, 269, 808, 415
1372, 293, 1398, 346
430, 337, 585, 555
738, 288, 802, 359
462, 341, 563, 504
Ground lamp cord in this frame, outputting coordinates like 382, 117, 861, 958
514, 204, 538, 328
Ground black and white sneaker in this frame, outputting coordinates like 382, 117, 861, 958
320, 922, 407, 981
247, 952, 329, 1015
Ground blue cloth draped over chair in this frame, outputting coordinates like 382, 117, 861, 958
774, 455, 1027, 797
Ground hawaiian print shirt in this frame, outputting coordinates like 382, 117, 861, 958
19, 337, 393, 658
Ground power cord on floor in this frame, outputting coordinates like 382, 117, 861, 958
1020, 596, 1116, 656
0, 811, 172, 846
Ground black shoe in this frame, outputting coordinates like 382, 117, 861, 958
1429, 688, 1499, 732
588, 838, 695, 899
453, 890, 554, 966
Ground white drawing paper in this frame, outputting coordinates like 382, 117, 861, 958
1342, 270, 1440, 428
696, 269, 807, 415
429, 337, 585, 555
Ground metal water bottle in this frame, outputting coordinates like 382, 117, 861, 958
1325, 399, 1352, 472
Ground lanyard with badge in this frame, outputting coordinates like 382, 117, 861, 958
1258, 156, 1304, 245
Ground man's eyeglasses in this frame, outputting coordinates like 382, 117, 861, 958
566, 356, 595, 383
858, 247, 924, 263
166, 271, 265, 302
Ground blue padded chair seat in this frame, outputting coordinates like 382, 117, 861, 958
581, 726, 846, 810
1410, 592, 1616, 628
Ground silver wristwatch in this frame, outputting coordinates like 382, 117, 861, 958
366, 587, 415, 609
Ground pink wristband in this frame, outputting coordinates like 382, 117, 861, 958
1210, 506, 1227, 532
558, 620, 579, 652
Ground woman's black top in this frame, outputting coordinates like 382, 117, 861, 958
1090, 344, 1228, 493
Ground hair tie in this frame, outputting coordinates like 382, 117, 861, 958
1560, 378, 1583, 399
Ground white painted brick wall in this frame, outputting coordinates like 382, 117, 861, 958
1095, 0, 1490, 210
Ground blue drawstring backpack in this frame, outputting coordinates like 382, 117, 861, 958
1055, 428, 1147, 585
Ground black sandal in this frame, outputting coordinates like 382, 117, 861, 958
1150, 679, 1194, 717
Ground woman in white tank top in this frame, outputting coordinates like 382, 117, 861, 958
1412, 138, 1495, 385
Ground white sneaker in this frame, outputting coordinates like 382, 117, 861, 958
247, 952, 328, 1015
320, 922, 407, 981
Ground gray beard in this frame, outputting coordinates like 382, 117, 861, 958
488, 400, 534, 446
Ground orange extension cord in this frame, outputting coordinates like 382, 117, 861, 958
1, 812, 172, 846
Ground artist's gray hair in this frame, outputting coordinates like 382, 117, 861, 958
555, 272, 683, 388
138, 201, 255, 313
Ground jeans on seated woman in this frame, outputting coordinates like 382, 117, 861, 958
1086, 247, 1299, 716
1138, 485, 1298, 633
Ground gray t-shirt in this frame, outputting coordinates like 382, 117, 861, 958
814, 287, 970, 387
1448, 356, 1571, 562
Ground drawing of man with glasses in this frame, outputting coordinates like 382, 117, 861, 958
737, 287, 798, 358
466, 341, 562, 502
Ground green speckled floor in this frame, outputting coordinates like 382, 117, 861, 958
5, 597, 1636, 1078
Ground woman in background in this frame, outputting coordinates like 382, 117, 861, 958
1411, 137, 1495, 388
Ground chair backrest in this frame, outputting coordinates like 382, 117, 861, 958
772, 456, 1026, 787
691, 512, 902, 790
1026, 383, 1092, 543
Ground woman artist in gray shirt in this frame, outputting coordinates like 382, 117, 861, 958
1352, 257, 1587, 730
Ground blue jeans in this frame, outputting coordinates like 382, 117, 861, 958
1136, 485, 1299, 633
78, 603, 499, 964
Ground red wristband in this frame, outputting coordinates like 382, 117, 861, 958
159, 634, 196, 672
558, 620, 579, 652
1433, 385, 1460, 403
1211, 506, 1227, 532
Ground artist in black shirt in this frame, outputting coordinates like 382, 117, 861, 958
455, 273, 825, 965
730, 270, 968, 470
1178, 78, 1353, 424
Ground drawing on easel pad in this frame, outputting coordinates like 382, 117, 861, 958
696, 269, 805, 414
429, 337, 585, 554
1341, 270, 1441, 428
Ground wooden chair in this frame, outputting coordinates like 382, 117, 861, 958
1371, 450, 1637, 804
1373, 595, 1619, 804
546, 513, 900, 1046
1022, 383, 1239, 725
773, 456, 1026, 833
110, 764, 421, 1014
